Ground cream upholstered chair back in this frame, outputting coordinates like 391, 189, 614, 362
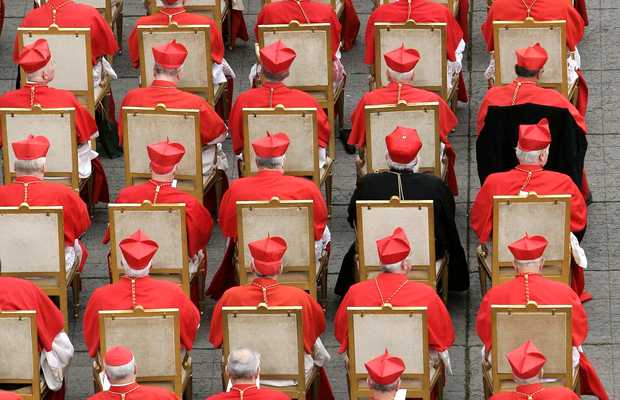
374, 21, 447, 95
108, 202, 190, 292
242, 106, 318, 179
493, 19, 568, 95
17, 26, 94, 112
356, 198, 435, 284
0, 311, 39, 389
121, 105, 202, 201
0, 107, 78, 188
137, 24, 216, 102
0, 205, 65, 281
222, 305, 304, 381
258, 22, 332, 89
99, 308, 181, 386
492, 194, 571, 286
492, 303, 572, 392
236, 198, 316, 295
365, 102, 440, 175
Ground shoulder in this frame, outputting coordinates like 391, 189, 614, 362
42, 181, 82, 199
139, 384, 177, 398
258, 388, 290, 398
543, 387, 579, 398
540, 170, 575, 183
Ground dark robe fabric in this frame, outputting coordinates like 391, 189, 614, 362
476, 104, 587, 190
335, 170, 469, 296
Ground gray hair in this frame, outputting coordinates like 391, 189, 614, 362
255, 155, 285, 169
513, 257, 544, 271
381, 262, 403, 273
121, 255, 152, 278
14, 157, 46, 175
368, 377, 400, 393
386, 67, 414, 83
227, 348, 261, 380
262, 69, 289, 82
153, 63, 182, 76
515, 146, 548, 165
105, 358, 136, 382
514, 371, 542, 385
386, 153, 419, 172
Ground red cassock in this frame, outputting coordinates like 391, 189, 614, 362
128, 7, 224, 69
206, 384, 289, 400
490, 384, 579, 400
118, 80, 226, 146
0, 83, 97, 146
88, 383, 178, 400
0, 176, 91, 270
0, 391, 22, 400
348, 81, 459, 195
255, 0, 342, 59
482, 0, 585, 52
470, 165, 587, 243
364, 0, 463, 65
476, 273, 608, 400
0, 277, 65, 353
477, 80, 587, 134
83, 276, 200, 357
334, 273, 455, 353
229, 81, 331, 155
13, 0, 118, 64
110, 181, 213, 257
218, 170, 328, 240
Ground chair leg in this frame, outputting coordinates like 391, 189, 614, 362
325, 170, 333, 218
59, 295, 69, 331
71, 271, 81, 319
116, 13, 123, 54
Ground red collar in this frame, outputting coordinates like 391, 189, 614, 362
256, 170, 285, 177
262, 81, 287, 89
252, 277, 279, 286
150, 79, 177, 88
512, 78, 538, 86
386, 81, 413, 90
14, 176, 44, 184
24, 82, 49, 89
47, 0, 73, 6
109, 382, 140, 394
515, 383, 545, 395
514, 164, 544, 172
149, 179, 173, 186
159, 6, 186, 13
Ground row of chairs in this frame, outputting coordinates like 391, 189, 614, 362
0, 300, 574, 399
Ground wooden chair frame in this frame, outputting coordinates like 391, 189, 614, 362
477, 193, 572, 294
137, 23, 225, 106
222, 304, 318, 399
374, 20, 455, 104
107, 202, 193, 296
355, 197, 449, 295
121, 105, 206, 202
346, 305, 442, 400
96, 307, 190, 398
492, 18, 569, 97
146, 0, 230, 33
363, 101, 441, 176
0, 310, 44, 400
486, 302, 573, 396
257, 21, 342, 160
16, 26, 109, 116
0, 106, 80, 190
235, 198, 326, 301
0, 204, 79, 330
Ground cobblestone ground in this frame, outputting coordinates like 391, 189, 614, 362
1, 0, 619, 398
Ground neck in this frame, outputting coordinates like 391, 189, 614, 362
162, 3, 183, 8
370, 390, 397, 400
257, 167, 284, 173
263, 78, 285, 85
516, 76, 538, 83
517, 162, 544, 168
151, 173, 174, 183
16, 171, 44, 179
110, 377, 136, 386
517, 268, 541, 275
153, 75, 177, 84
253, 275, 279, 282
232, 378, 257, 386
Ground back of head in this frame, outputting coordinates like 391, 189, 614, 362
104, 346, 136, 384
515, 119, 551, 166
514, 43, 548, 80
385, 126, 422, 172
119, 230, 159, 278
365, 350, 405, 397
252, 132, 290, 170
259, 40, 296, 82
376, 227, 411, 274
151, 40, 188, 81
508, 234, 548, 274
11, 134, 50, 177
227, 348, 261, 381
384, 44, 420, 84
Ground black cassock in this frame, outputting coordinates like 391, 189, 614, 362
477, 103, 588, 190
334, 170, 469, 296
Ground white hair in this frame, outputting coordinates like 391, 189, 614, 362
153, 63, 183, 76
514, 371, 542, 385
255, 155, 286, 169
515, 146, 549, 165
513, 257, 544, 271
227, 348, 261, 380
121, 255, 152, 278
368, 376, 400, 393
386, 67, 414, 83
386, 153, 419, 172
105, 358, 136, 382
381, 261, 404, 273
14, 157, 46, 175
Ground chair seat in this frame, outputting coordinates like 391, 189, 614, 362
306, 76, 346, 107
261, 365, 318, 391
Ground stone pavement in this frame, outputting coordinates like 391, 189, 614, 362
1, 0, 619, 398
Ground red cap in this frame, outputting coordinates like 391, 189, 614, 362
11, 134, 50, 160
147, 139, 185, 174
384, 44, 420, 73
376, 227, 411, 265
517, 119, 551, 151
152, 40, 188, 69
249, 235, 287, 276
104, 346, 134, 367
515, 43, 548, 71
508, 233, 548, 261
365, 349, 405, 385
385, 126, 422, 164
18, 39, 52, 74
251, 132, 290, 158
119, 230, 159, 270
507, 341, 546, 380
260, 40, 297, 74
